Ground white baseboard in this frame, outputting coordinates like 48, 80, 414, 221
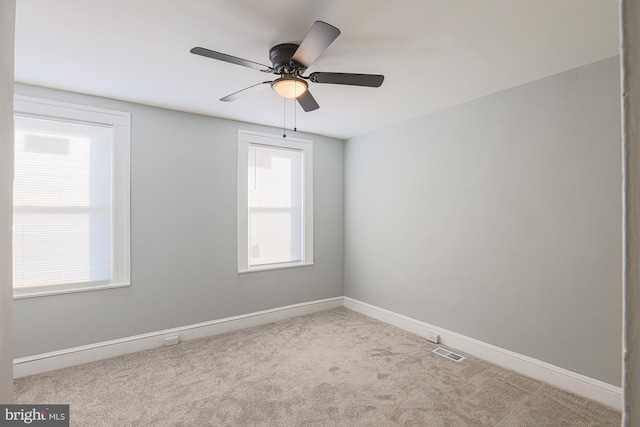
14, 295, 622, 412
13, 297, 343, 379
342, 297, 622, 411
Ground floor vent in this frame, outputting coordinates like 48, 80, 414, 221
433, 347, 465, 362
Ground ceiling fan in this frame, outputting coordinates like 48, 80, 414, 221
190, 21, 384, 112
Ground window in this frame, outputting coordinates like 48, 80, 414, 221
13, 96, 130, 298
237, 130, 313, 272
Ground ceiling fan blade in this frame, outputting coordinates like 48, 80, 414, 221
220, 81, 272, 102
291, 21, 340, 69
190, 47, 271, 72
297, 90, 319, 112
309, 72, 384, 87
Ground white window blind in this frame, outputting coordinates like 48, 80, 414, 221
14, 116, 113, 287
238, 131, 313, 272
13, 96, 130, 298
249, 144, 303, 266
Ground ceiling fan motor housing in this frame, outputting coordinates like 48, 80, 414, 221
269, 43, 303, 74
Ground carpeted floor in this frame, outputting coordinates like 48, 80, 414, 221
14, 308, 620, 426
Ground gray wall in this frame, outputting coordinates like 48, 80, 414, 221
13, 84, 344, 358
344, 57, 622, 386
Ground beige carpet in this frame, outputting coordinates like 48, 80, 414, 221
14, 308, 620, 426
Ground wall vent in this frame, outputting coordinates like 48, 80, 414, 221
433, 347, 464, 362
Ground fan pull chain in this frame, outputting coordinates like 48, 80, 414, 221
294, 97, 297, 132
282, 96, 287, 138
294, 83, 298, 132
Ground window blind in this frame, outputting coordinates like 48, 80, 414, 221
13, 115, 114, 289
248, 144, 303, 266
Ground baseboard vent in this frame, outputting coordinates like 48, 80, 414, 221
433, 347, 464, 362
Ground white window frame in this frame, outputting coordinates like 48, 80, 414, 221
237, 130, 313, 273
13, 95, 131, 298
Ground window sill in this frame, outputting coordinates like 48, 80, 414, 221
238, 262, 314, 274
13, 282, 131, 300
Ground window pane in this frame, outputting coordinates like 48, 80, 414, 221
249, 211, 302, 265
248, 145, 303, 266
13, 115, 113, 288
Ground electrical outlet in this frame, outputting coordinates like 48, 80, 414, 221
425, 330, 440, 344
164, 335, 179, 347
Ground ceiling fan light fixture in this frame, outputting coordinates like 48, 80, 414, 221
272, 77, 307, 99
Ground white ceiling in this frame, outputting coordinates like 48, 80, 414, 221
14, 0, 620, 140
